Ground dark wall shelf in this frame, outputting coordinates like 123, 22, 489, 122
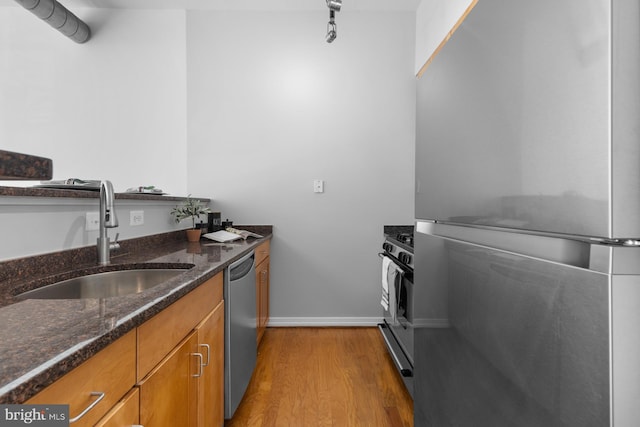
0, 150, 53, 181
0, 186, 208, 203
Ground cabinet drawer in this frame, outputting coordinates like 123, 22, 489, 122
137, 273, 222, 381
255, 240, 270, 266
26, 330, 136, 427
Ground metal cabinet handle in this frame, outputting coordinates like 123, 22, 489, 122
199, 344, 210, 367
191, 353, 204, 377
69, 391, 105, 423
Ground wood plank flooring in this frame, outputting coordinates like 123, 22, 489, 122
225, 327, 413, 427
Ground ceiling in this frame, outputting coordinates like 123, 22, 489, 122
0, 0, 421, 11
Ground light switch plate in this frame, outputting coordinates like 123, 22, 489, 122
313, 179, 324, 193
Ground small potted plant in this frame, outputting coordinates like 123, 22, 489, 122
170, 195, 212, 242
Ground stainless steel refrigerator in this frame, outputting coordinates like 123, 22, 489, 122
413, 0, 640, 426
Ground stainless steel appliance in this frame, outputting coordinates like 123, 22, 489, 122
414, 0, 640, 425
378, 227, 414, 397
224, 250, 257, 419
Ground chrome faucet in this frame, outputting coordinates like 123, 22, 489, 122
97, 180, 120, 265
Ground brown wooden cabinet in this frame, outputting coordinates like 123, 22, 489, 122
196, 300, 225, 427
95, 387, 140, 427
255, 241, 270, 345
26, 272, 225, 427
137, 274, 222, 382
26, 330, 137, 427
139, 331, 199, 427
138, 273, 224, 427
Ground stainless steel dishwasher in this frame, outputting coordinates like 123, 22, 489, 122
224, 250, 257, 419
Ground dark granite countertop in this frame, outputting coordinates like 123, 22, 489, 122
0, 226, 272, 404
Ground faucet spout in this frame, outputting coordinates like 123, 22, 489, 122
97, 180, 119, 265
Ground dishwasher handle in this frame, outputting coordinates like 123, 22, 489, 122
229, 250, 255, 281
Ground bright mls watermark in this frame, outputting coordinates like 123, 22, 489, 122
0, 405, 68, 426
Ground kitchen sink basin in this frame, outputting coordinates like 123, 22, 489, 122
17, 268, 191, 300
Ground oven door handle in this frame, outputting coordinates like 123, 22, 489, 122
379, 252, 412, 275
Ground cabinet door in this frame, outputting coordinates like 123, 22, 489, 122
256, 258, 270, 345
254, 241, 270, 266
260, 260, 269, 329
95, 388, 139, 427
196, 300, 225, 427
139, 332, 199, 427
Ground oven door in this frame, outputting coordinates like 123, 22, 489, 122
379, 255, 415, 397
382, 263, 414, 361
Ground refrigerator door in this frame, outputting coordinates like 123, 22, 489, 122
415, 0, 640, 239
414, 222, 611, 427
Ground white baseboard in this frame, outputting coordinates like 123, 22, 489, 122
267, 317, 382, 327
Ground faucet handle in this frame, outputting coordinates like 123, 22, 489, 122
110, 233, 121, 251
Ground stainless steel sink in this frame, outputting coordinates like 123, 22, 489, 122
17, 268, 189, 300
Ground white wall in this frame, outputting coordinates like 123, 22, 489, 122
0, 196, 187, 260
0, 6, 416, 324
415, 0, 474, 74
0, 7, 188, 196
186, 10, 416, 324
0, 7, 190, 260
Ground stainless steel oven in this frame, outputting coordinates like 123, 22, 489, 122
378, 227, 414, 398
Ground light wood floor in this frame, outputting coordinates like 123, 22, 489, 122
225, 327, 413, 427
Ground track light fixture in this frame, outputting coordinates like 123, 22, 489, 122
327, 0, 342, 12
326, 10, 337, 43
325, 0, 342, 43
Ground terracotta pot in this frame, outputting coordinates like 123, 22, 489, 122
186, 229, 201, 242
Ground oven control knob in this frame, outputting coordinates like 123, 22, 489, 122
382, 242, 393, 253
399, 252, 412, 265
